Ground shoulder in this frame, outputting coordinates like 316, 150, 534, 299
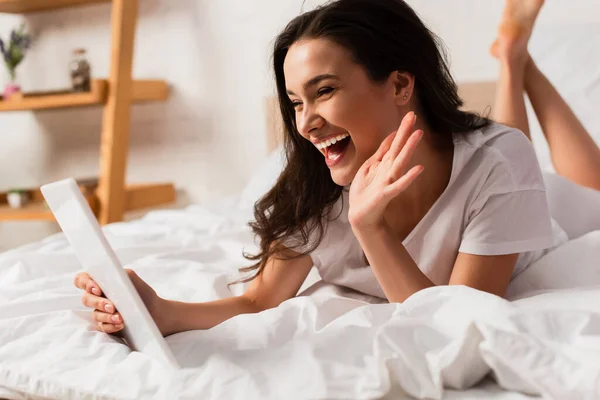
455, 125, 555, 256
455, 122, 545, 194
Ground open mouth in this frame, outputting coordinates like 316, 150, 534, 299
316, 133, 351, 166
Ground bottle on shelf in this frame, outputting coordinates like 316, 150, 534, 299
70, 48, 91, 92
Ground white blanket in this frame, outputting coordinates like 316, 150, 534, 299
1, 201, 599, 400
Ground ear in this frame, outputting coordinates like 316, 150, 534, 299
390, 71, 415, 106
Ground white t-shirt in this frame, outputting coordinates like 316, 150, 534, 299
304, 123, 560, 299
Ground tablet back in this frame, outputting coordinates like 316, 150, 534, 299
41, 178, 179, 370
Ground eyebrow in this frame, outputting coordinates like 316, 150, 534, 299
286, 74, 339, 96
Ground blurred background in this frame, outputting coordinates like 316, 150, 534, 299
1, 0, 599, 250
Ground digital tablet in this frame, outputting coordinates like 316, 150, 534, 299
41, 178, 180, 370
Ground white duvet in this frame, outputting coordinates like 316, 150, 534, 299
1, 198, 599, 400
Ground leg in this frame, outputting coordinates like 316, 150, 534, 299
491, 0, 600, 190
491, 0, 546, 139
492, 54, 531, 138
524, 60, 600, 190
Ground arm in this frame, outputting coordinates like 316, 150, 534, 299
449, 252, 518, 297
354, 223, 519, 302
162, 248, 314, 334
353, 223, 432, 303
349, 112, 521, 302
75, 245, 314, 336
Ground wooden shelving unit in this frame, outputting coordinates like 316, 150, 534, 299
0, 183, 98, 221
0, 80, 108, 111
0, 202, 55, 221
0, 182, 175, 221
0, 0, 175, 225
0, 79, 169, 111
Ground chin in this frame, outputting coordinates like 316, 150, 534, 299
323, 139, 361, 187
330, 167, 355, 187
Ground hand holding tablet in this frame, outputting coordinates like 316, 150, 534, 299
41, 178, 180, 370
73, 269, 172, 336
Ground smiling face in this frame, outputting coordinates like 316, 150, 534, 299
283, 38, 406, 186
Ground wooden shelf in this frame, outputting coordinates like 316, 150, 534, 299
0, 201, 54, 221
0, 182, 175, 222
131, 80, 170, 103
124, 183, 175, 211
0, 80, 108, 111
0, 182, 98, 221
0, 79, 169, 112
0, 0, 110, 14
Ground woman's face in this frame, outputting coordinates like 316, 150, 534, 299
284, 38, 404, 186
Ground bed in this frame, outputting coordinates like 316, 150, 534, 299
2, 78, 600, 399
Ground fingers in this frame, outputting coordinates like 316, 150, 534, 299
387, 111, 417, 161
390, 129, 424, 180
372, 131, 397, 162
74, 272, 102, 296
98, 322, 125, 334
75, 272, 124, 335
74, 272, 90, 290
86, 295, 124, 334
374, 111, 418, 163
384, 165, 425, 199
93, 309, 123, 325
81, 292, 115, 313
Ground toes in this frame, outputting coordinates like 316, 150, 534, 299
490, 40, 499, 58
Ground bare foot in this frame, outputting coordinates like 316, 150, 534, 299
490, 0, 545, 63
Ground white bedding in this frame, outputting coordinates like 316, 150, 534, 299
1, 195, 599, 400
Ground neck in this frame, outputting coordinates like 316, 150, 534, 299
384, 127, 454, 228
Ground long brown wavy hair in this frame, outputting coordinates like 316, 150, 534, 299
239, 0, 491, 282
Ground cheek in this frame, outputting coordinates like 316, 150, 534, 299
346, 114, 388, 158
354, 106, 398, 154
322, 92, 395, 162
328, 99, 379, 140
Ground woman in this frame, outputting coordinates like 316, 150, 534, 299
74, 0, 563, 336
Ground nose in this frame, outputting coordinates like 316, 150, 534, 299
296, 104, 324, 136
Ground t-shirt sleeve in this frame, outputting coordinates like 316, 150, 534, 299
458, 188, 555, 256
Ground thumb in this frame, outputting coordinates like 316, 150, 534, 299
125, 268, 137, 279
125, 269, 143, 287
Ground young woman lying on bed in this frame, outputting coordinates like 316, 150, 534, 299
75, 0, 600, 336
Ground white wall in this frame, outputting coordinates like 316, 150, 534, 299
1, 0, 599, 250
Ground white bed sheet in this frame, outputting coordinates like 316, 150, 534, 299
1, 196, 599, 400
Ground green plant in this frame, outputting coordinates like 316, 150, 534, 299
0, 24, 33, 82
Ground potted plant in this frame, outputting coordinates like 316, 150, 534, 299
0, 24, 32, 100
7, 188, 30, 209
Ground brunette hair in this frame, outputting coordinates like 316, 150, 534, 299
240, 0, 490, 282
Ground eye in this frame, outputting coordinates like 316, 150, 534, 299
291, 100, 303, 110
317, 87, 334, 97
